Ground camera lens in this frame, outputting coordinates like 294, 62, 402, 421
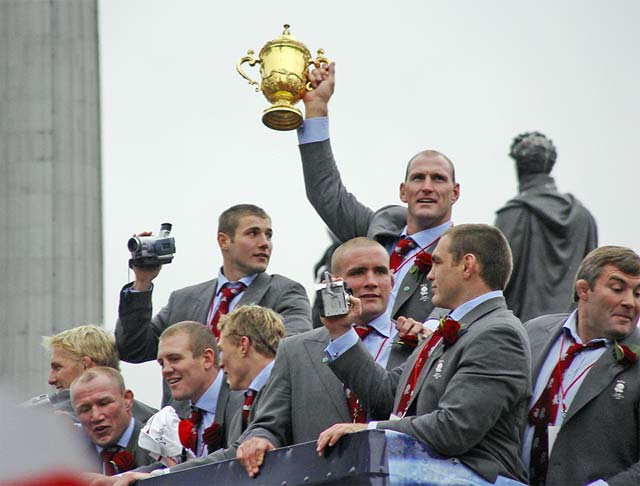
127, 237, 141, 252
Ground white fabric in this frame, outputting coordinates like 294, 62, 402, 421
138, 406, 195, 466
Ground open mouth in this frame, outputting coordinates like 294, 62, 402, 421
166, 377, 181, 386
93, 425, 110, 435
417, 197, 436, 204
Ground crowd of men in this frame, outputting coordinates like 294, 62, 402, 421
25, 63, 639, 486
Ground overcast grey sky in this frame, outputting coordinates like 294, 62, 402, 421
99, 0, 640, 406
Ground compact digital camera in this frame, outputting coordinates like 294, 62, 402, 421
315, 273, 351, 317
127, 223, 176, 267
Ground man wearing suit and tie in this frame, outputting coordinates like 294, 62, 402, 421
522, 246, 640, 486
297, 62, 459, 324
115, 203, 312, 413
104, 307, 286, 485
313, 224, 531, 485
236, 237, 418, 477
71, 367, 154, 475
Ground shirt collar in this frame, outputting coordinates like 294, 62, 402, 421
247, 360, 275, 394
216, 269, 258, 293
95, 416, 135, 454
449, 290, 504, 322
356, 310, 392, 338
401, 220, 453, 248
562, 310, 610, 345
191, 371, 223, 414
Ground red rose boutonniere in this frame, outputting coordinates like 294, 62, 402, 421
613, 342, 640, 366
202, 421, 223, 451
178, 418, 196, 452
409, 252, 433, 279
111, 450, 136, 473
439, 316, 461, 346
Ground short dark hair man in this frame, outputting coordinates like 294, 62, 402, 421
156, 321, 240, 457
110, 307, 286, 485
115, 203, 312, 412
235, 237, 427, 477
71, 367, 154, 475
522, 246, 640, 486
315, 224, 531, 484
298, 63, 459, 324
495, 131, 598, 322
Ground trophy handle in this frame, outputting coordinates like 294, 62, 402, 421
306, 49, 330, 91
237, 49, 261, 92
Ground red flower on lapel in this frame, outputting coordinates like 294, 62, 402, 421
613, 342, 640, 366
112, 450, 136, 473
439, 316, 461, 346
178, 418, 196, 451
409, 252, 433, 279
202, 421, 223, 451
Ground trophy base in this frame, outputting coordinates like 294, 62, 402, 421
262, 105, 303, 131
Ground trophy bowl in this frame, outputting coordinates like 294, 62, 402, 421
237, 25, 328, 131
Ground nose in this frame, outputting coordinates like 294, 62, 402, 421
363, 270, 379, 288
420, 175, 435, 192
89, 406, 104, 423
161, 362, 174, 378
426, 265, 435, 282
47, 370, 57, 386
257, 233, 271, 248
620, 289, 635, 309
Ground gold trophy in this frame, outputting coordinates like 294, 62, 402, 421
237, 24, 329, 131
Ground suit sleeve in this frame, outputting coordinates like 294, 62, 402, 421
115, 283, 173, 363
271, 278, 312, 336
329, 340, 404, 420
239, 339, 294, 448
299, 139, 375, 242
376, 323, 530, 456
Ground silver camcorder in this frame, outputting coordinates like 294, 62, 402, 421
315, 272, 351, 317
127, 223, 176, 268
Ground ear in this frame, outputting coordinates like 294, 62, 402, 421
217, 232, 230, 251
240, 336, 251, 357
451, 183, 460, 205
123, 389, 134, 410
575, 279, 590, 300
461, 253, 477, 278
202, 347, 217, 370
80, 356, 94, 370
399, 182, 408, 204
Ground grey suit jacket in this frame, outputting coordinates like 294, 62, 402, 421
525, 314, 640, 486
168, 383, 267, 472
115, 272, 311, 407
330, 297, 530, 483
300, 139, 445, 323
84, 419, 154, 473
168, 325, 415, 471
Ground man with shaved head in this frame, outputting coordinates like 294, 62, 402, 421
297, 62, 459, 324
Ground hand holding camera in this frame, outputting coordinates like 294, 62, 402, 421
127, 223, 177, 291
317, 272, 362, 340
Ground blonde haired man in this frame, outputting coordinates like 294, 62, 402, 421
29, 325, 156, 423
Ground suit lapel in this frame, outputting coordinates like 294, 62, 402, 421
190, 279, 218, 324
238, 272, 270, 306
302, 330, 351, 419
530, 318, 564, 379
564, 334, 640, 423
401, 297, 505, 413
390, 239, 438, 316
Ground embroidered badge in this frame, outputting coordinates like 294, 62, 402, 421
613, 380, 626, 400
433, 359, 445, 379
419, 284, 430, 302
